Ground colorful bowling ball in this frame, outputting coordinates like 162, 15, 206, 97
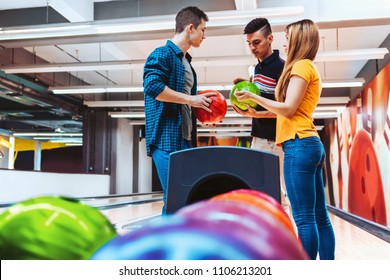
91, 216, 271, 260
176, 200, 307, 259
194, 89, 227, 124
230, 189, 289, 219
229, 81, 261, 111
211, 191, 296, 237
0, 196, 117, 260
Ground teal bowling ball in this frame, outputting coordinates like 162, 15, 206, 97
229, 81, 261, 111
91, 216, 273, 260
0, 196, 117, 260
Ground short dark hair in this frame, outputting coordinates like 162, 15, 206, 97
175, 6, 209, 33
243, 18, 272, 36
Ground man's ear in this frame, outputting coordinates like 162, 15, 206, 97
268, 34, 274, 44
187, 23, 195, 32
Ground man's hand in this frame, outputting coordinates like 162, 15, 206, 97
233, 75, 253, 84
189, 91, 217, 112
233, 77, 247, 84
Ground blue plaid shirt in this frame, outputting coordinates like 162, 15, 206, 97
143, 40, 198, 155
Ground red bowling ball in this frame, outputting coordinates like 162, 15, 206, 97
212, 191, 296, 238
194, 89, 227, 124
230, 189, 289, 219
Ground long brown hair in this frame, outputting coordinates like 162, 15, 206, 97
275, 19, 320, 102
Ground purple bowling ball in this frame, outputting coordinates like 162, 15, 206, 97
91, 216, 270, 260
176, 200, 308, 260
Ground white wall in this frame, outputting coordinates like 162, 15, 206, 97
0, 169, 110, 203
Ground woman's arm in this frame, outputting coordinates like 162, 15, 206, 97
232, 104, 276, 118
234, 75, 308, 118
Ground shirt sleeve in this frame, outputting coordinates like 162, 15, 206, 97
290, 59, 314, 83
143, 48, 170, 99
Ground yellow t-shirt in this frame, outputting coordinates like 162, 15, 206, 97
276, 59, 321, 145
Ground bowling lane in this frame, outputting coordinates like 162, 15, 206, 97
80, 192, 163, 208
102, 201, 163, 234
330, 213, 390, 259
79, 192, 163, 234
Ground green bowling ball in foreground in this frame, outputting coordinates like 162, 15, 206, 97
229, 81, 261, 111
0, 196, 117, 260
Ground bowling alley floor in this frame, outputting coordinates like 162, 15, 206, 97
329, 213, 390, 259
93, 196, 390, 260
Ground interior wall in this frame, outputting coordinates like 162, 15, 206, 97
0, 169, 110, 203
322, 60, 390, 228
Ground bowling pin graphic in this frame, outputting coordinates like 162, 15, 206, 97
363, 88, 373, 134
328, 121, 341, 208
339, 111, 351, 210
355, 94, 364, 136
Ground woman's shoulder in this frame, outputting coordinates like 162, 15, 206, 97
293, 59, 313, 67
292, 59, 317, 73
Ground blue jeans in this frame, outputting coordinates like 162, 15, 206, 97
151, 141, 190, 215
282, 136, 335, 260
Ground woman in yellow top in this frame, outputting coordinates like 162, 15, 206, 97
235, 19, 335, 260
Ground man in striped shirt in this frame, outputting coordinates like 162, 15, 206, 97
233, 18, 290, 213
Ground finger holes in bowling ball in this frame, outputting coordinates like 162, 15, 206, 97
365, 153, 371, 172
361, 176, 366, 194
186, 174, 250, 205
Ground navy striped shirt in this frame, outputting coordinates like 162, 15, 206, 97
252, 50, 285, 140
143, 40, 198, 155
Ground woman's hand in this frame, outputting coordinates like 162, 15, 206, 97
234, 89, 255, 102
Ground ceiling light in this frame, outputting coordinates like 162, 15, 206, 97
198, 131, 251, 137
50, 85, 143, 94
12, 132, 82, 137
315, 48, 389, 62
108, 112, 145, 118
1, 60, 144, 74
322, 78, 365, 88
54, 78, 364, 95
0, 6, 304, 41
3, 47, 386, 74
49, 138, 83, 143
84, 100, 144, 107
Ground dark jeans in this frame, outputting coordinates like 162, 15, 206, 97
282, 136, 336, 260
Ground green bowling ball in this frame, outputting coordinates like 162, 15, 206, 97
229, 81, 261, 111
0, 196, 117, 260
